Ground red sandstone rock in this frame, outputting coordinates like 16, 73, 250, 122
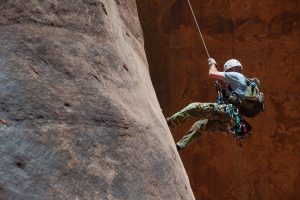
0, 1, 195, 199
137, 0, 300, 199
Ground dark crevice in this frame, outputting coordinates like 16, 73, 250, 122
64, 102, 71, 107
101, 3, 108, 15
14, 158, 26, 169
123, 64, 129, 72
64, 71, 74, 79
92, 74, 100, 82
29, 65, 39, 75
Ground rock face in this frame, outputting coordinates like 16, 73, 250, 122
136, 0, 300, 199
0, 1, 194, 199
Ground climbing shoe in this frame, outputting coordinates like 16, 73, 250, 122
176, 144, 183, 151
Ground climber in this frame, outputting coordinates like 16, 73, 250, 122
166, 58, 259, 150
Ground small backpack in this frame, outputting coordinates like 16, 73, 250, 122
226, 78, 264, 117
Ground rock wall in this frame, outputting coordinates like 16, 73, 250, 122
136, 0, 300, 199
0, 1, 195, 199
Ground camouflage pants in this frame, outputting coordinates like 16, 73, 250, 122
167, 102, 234, 149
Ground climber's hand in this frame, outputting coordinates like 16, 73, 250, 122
208, 58, 217, 66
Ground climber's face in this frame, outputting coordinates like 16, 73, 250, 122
226, 66, 242, 73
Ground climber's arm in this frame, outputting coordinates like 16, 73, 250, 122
208, 58, 225, 81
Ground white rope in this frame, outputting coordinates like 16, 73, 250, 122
186, 0, 210, 58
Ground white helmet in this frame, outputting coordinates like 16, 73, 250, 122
224, 59, 243, 71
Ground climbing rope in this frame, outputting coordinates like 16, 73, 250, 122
185, 1, 250, 197
186, 0, 210, 58
186, 2, 247, 196
227, 2, 249, 198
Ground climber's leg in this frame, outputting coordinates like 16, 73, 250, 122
176, 119, 208, 149
167, 102, 218, 127
176, 119, 229, 149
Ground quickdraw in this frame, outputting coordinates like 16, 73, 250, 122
226, 104, 242, 137
226, 105, 252, 139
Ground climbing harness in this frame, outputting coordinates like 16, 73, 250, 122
215, 80, 252, 139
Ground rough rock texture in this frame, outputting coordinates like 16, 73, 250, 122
136, 0, 300, 199
0, 1, 195, 199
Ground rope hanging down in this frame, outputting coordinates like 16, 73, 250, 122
186, 2, 247, 195
186, 0, 210, 58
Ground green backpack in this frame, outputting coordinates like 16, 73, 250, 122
227, 78, 264, 118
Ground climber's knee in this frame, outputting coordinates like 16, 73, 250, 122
181, 102, 202, 116
187, 102, 201, 110
191, 119, 208, 132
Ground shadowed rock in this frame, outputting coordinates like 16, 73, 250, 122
136, 0, 300, 199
